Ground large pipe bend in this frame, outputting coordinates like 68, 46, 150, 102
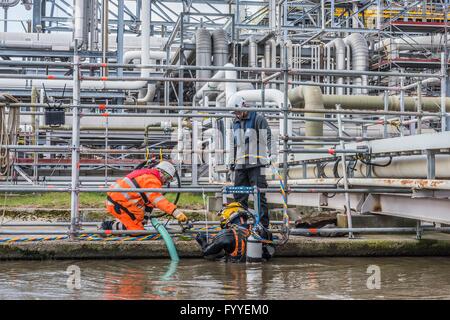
343, 33, 369, 94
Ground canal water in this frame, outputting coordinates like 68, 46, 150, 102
0, 257, 449, 300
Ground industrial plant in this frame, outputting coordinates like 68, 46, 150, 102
0, 0, 450, 300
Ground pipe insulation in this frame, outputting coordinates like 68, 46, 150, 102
248, 36, 258, 68
0, 79, 147, 91
138, 0, 155, 104
73, 0, 86, 42
196, 28, 212, 91
343, 33, 369, 94
287, 155, 450, 179
123, 50, 169, 64
375, 34, 450, 52
325, 39, 346, 95
224, 63, 237, 166
195, 71, 254, 101
288, 86, 324, 144
212, 29, 229, 67
0, 32, 167, 51
289, 92, 450, 112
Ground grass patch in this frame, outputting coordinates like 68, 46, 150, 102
0, 192, 208, 210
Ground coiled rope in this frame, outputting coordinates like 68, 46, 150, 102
0, 226, 221, 243
0, 96, 20, 177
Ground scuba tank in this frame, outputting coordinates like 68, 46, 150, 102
246, 235, 263, 263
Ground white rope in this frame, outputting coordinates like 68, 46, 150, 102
201, 187, 209, 241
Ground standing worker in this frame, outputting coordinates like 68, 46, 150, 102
229, 95, 276, 229
101, 161, 188, 231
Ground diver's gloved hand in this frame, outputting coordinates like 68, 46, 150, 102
195, 232, 208, 249
172, 209, 188, 223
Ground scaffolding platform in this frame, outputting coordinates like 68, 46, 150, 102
385, 20, 450, 32
372, 57, 444, 70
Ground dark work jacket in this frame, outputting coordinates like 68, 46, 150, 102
232, 111, 272, 170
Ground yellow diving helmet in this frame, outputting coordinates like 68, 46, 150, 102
218, 202, 252, 229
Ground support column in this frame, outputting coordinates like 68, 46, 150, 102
117, 0, 124, 77
32, 0, 43, 32
70, 40, 81, 240
336, 104, 354, 239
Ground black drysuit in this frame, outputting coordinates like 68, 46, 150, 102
196, 227, 249, 262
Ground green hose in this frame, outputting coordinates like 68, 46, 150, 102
151, 217, 179, 262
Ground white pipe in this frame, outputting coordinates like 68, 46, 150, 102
212, 29, 228, 67
287, 178, 450, 191
195, 70, 225, 100
138, 0, 154, 104
288, 85, 324, 142
264, 41, 271, 74
286, 40, 293, 90
224, 63, 237, 166
196, 28, 212, 91
248, 36, 258, 68
375, 34, 450, 52
0, 32, 167, 51
0, 79, 147, 90
325, 38, 346, 95
123, 50, 168, 64
73, 0, 85, 41
288, 155, 450, 179
344, 33, 369, 94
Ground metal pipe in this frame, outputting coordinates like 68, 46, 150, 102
288, 178, 450, 191
290, 227, 450, 236
139, 0, 154, 104
212, 28, 228, 67
70, 40, 81, 239
325, 39, 346, 95
73, 0, 86, 42
288, 86, 324, 145
0, 187, 412, 194
290, 93, 450, 112
287, 148, 367, 154
196, 27, 212, 91
101, 0, 109, 77
0, 58, 441, 79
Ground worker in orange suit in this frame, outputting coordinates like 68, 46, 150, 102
101, 161, 188, 231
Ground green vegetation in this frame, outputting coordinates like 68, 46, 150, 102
0, 192, 207, 210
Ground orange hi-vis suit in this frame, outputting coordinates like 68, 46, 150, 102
106, 168, 177, 230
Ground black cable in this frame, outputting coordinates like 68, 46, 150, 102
359, 155, 393, 167
333, 158, 341, 178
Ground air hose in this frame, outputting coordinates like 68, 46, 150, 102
150, 216, 179, 262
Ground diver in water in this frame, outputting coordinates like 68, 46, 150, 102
195, 202, 275, 262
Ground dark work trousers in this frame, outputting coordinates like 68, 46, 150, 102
233, 166, 269, 228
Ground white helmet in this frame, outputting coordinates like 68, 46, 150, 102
156, 161, 176, 180
228, 95, 246, 110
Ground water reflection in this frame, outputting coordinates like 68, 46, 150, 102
0, 257, 449, 300
103, 261, 179, 300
